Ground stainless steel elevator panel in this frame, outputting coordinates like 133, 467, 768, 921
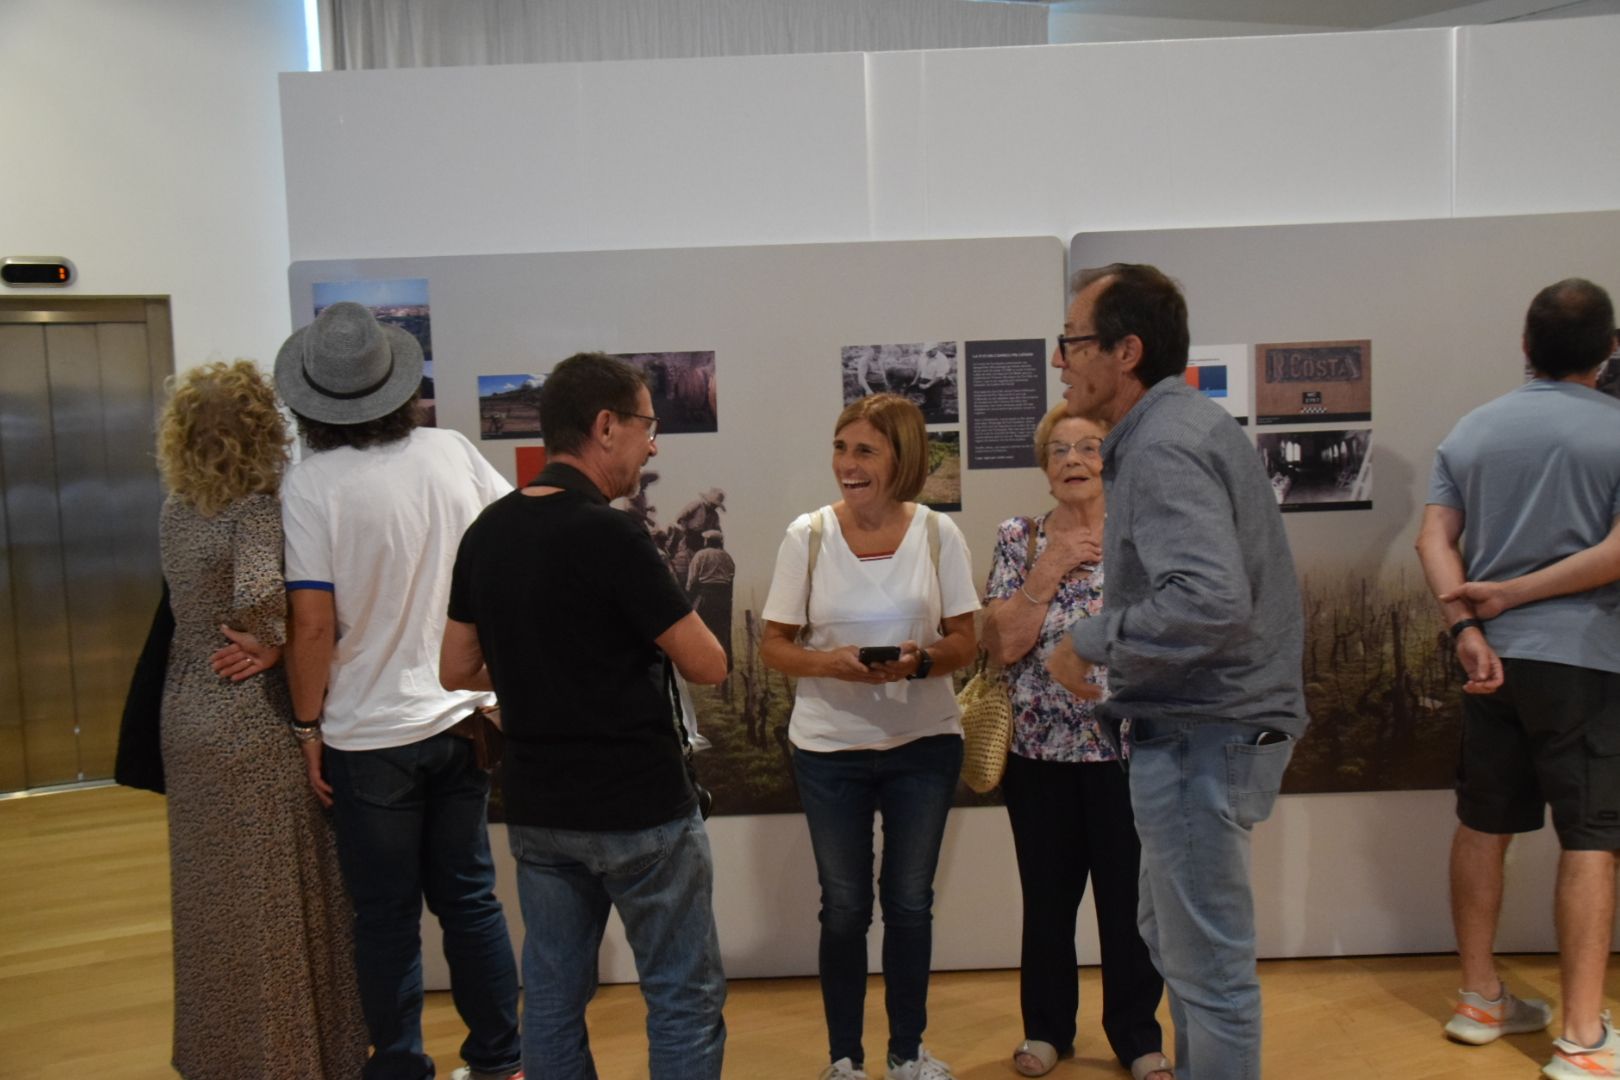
0, 415, 19, 794
0, 300, 169, 791
0, 323, 77, 785
0, 326, 53, 791
97, 321, 166, 773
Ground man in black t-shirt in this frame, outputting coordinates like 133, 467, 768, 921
442, 352, 729, 1080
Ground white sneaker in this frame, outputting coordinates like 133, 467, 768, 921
886, 1046, 955, 1080
1544, 1012, 1620, 1079
1443, 986, 1552, 1044
818, 1057, 869, 1080
449, 1069, 524, 1080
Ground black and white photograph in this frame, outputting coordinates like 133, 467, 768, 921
841, 341, 960, 424
1256, 428, 1372, 512
614, 351, 717, 434
1596, 340, 1620, 398
477, 373, 544, 440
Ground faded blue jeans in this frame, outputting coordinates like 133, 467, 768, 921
325, 732, 522, 1080
792, 733, 964, 1068
1127, 718, 1294, 1080
508, 807, 727, 1080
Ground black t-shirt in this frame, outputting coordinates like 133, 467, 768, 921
448, 486, 695, 830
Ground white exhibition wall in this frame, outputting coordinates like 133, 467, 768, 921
282, 16, 1620, 261
290, 237, 1066, 982
1072, 213, 1620, 972
275, 17, 1620, 986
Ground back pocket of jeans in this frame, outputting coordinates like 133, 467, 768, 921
339, 746, 419, 808
1226, 737, 1294, 829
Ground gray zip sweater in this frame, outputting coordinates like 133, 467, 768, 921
1069, 378, 1308, 736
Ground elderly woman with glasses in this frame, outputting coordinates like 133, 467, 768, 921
982, 403, 1171, 1080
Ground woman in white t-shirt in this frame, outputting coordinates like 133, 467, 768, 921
761, 394, 980, 1080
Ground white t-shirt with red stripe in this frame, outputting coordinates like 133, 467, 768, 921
763, 504, 980, 752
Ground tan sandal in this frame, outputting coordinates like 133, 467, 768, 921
1129, 1051, 1175, 1080
1012, 1039, 1060, 1077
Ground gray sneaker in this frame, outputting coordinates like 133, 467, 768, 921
1544, 1011, 1620, 1078
1444, 986, 1553, 1045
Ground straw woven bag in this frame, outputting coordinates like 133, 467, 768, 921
956, 517, 1038, 794
957, 652, 1013, 794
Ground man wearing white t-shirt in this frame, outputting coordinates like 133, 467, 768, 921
273, 302, 522, 1080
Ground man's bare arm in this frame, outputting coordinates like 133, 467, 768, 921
440, 618, 493, 692
1415, 504, 1502, 693
657, 611, 727, 685
286, 589, 336, 724
1440, 514, 1620, 619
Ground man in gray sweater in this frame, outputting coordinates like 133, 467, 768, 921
1046, 263, 1307, 1080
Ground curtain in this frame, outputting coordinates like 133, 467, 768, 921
324, 0, 1048, 70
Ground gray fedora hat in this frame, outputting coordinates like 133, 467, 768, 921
275, 301, 424, 425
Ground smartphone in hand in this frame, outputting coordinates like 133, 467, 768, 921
857, 645, 902, 666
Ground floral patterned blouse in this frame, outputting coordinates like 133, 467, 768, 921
984, 513, 1119, 763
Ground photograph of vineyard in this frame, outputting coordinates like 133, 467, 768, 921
1286, 571, 1463, 794
688, 598, 999, 816
686, 570, 1465, 815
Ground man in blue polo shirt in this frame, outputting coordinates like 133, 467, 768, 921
1417, 278, 1620, 1079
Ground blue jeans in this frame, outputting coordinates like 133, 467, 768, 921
792, 733, 964, 1067
326, 733, 522, 1080
1127, 719, 1294, 1080
508, 807, 727, 1080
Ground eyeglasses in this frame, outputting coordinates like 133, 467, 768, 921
1056, 333, 1100, 359
1046, 439, 1103, 461
617, 411, 659, 440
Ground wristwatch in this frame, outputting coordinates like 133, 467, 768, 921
1449, 617, 1485, 640
907, 648, 933, 681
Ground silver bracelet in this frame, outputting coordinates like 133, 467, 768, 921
289, 721, 322, 743
1019, 584, 1049, 606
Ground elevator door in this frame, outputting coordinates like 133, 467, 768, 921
0, 298, 172, 792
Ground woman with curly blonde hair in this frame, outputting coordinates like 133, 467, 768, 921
157, 359, 288, 514
156, 360, 366, 1079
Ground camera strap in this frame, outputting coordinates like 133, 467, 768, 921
662, 657, 696, 758
663, 657, 713, 819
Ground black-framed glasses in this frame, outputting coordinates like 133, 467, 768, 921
1057, 333, 1100, 358
617, 411, 659, 440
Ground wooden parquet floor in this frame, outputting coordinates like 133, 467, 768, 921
2, 786, 1612, 1079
